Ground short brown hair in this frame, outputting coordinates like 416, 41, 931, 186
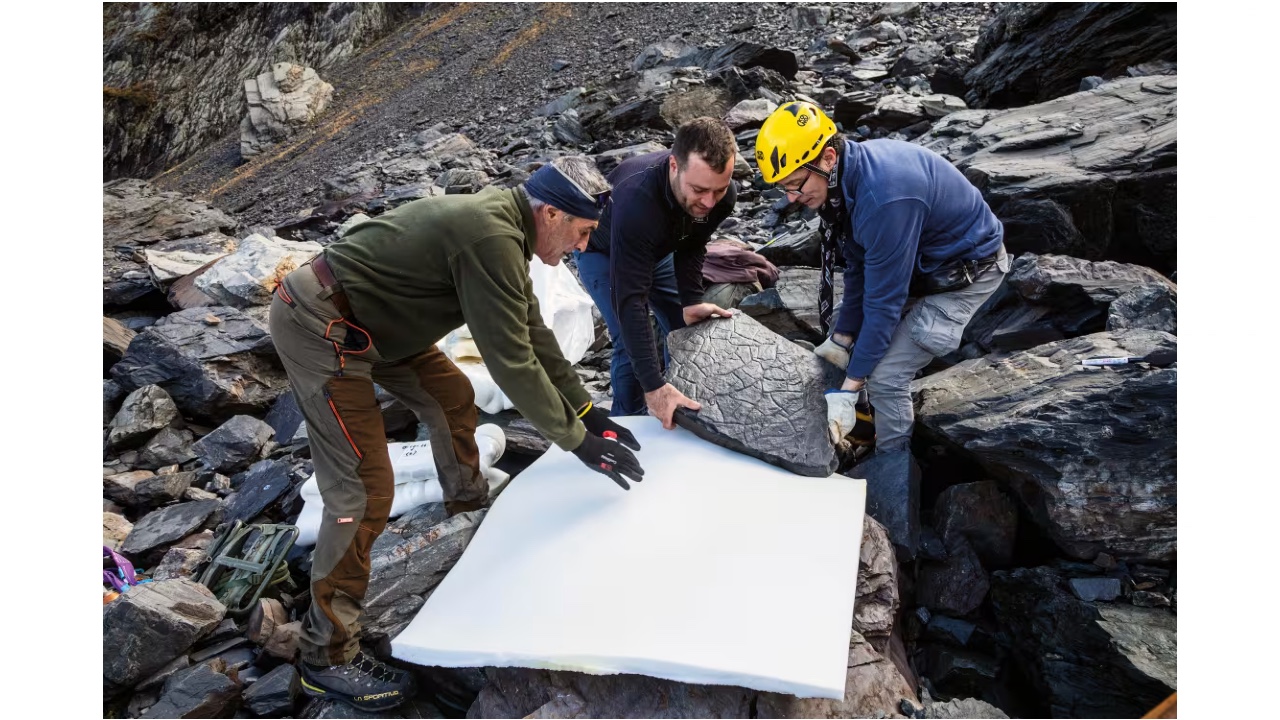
672, 117, 736, 173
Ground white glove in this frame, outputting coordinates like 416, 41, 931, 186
824, 390, 859, 445
815, 336, 852, 370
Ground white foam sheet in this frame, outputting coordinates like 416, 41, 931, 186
391, 417, 867, 700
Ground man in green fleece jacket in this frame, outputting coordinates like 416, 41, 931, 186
268, 156, 644, 711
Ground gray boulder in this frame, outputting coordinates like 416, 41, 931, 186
194, 233, 322, 307
956, 254, 1176, 358
362, 506, 485, 640
966, 3, 1177, 109
915, 330, 1176, 562
665, 41, 800, 81
104, 379, 126, 425
724, 98, 778, 131
854, 516, 899, 651
934, 481, 1018, 568
102, 578, 226, 691
145, 232, 238, 286
916, 534, 989, 616
103, 178, 240, 248
194, 415, 275, 473
632, 36, 698, 72
739, 267, 842, 344
240, 63, 334, 158
104, 470, 154, 507
919, 75, 1176, 273
134, 471, 197, 509
107, 384, 180, 450
665, 314, 836, 477
1108, 283, 1177, 334
990, 566, 1176, 718
152, 546, 210, 581
120, 500, 221, 561
469, 667, 755, 718
139, 427, 198, 469
757, 221, 821, 268
756, 631, 917, 718
111, 306, 287, 423
243, 663, 301, 716
146, 660, 241, 718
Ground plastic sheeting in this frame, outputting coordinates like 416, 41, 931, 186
294, 424, 508, 546
390, 417, 868, 700
437, 257, 596, 413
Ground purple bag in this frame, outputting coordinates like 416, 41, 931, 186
103, 546, 137, 592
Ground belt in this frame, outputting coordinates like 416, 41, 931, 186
309, 253, 356, 320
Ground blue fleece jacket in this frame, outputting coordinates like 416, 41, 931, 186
833, 139, 1003, 379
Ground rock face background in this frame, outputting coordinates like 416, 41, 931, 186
103, 3, 421, 179
103, 3, 1176, 718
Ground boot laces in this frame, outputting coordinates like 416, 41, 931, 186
351, 652, 399, 683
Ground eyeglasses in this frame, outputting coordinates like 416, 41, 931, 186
779, 169, 813, 198
592, 189, 612, 210
554, 164, 612, 211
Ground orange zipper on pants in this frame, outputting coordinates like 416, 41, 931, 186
324, 388, 363, 460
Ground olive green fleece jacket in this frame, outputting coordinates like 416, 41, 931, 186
323, 186, 590, 451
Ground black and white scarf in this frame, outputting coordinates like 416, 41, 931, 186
816, 150, 847, 336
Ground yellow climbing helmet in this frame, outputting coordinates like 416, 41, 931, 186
754, 100, 838, 184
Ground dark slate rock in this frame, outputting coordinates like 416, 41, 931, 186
224, 459, 293, 524
632, 36, 698, 72
134, 471, 198, 509
915, 330, 1176, 562
852, 448, 920, 560
146, 661, 241, 718
924, 615, 977, 648
152, 546, 209, 581
665, 314, 837, 477
194, 415, 275, 473
990, 566, 1176, 718
471, 667, 755, 719
107, 384, 180, 450
739, 267, 843, 344
120, 500, 221, 560
301, 698, 392, 718
1008, 254, 1175, 308
363, 507, 484, 640
757, 222, 820, 268
1069, 577, 1122, 602
667, 40, 799, 80
919, 76, 1177, 273
1131, 590, 1171, 608
110, 306, 288, 423
102, 579, 226, 691
892, 41, 943, 77
104, 379, 126, 426
1107, 283, 1177, 334
917, 534, 989, 616
244, 663, 301, 717
966, 3, 1176, 109
536, 87, 585, 118
138, 427, 198, 469
265, 390, 306, 445
923, 646, 1001, 701
592, 141, 668, 175
934, 481, 1018, 568
833, 90, 880, 128
551, 109, 591, 146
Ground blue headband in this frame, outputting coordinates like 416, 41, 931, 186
524, 163, 610, 220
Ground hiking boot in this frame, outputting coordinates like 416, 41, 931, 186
299, 651, 415, 711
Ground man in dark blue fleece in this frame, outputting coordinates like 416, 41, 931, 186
755, 101, 1009, 452
576, 117, 739, 427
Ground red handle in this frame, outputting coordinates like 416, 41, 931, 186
603, 430, 618, 440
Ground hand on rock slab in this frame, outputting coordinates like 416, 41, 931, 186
682, 303, 735, 325
824, 389, 860, 445
645, 383, 701, 430
578, 404, 641, 451
571, 432, 645, 490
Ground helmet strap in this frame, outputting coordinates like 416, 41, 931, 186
802, 161, 830, 182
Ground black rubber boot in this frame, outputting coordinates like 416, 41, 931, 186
299, 651, 415, 711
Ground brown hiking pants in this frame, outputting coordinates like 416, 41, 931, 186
269, 259, 487, 666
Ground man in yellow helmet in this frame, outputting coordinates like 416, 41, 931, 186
755, 101, 1010, 453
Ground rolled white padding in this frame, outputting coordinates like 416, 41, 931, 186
437, 256, 596, 413
294, 424, 509, 546
390, 417, 867, 700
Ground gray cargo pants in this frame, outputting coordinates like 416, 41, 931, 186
864, 246, 1010, 451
